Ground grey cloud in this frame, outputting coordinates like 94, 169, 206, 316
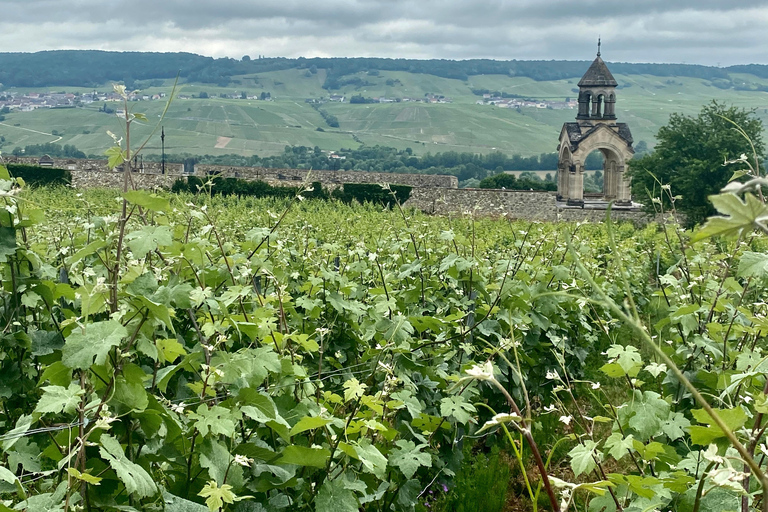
0, 1, 766, 65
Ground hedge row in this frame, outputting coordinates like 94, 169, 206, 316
6, 164, 72, 186
172, 176, 412, 207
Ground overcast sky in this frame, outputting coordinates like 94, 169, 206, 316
1, 1, 766, 66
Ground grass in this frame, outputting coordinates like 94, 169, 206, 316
1, 69, 768, 159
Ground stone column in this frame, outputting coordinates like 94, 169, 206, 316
557, 163, 569, 201
603, 160, 617, 200
567, 164, 585, 206
615, 165, 632, 205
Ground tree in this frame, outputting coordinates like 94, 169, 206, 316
629, 101, 764, 226
479, 173, 517, 189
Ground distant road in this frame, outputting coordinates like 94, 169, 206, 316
0, 121, 62, 143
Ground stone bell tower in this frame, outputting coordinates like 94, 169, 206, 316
557, 40, 634, 206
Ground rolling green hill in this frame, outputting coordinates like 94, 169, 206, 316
1, 59, 768, 159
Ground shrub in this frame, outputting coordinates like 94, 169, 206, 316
6, 164, 71, 186
332, 183, 411, 207
172, 176, 329, 201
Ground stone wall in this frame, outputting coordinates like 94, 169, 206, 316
7, 157, 457, 189
7, 156, 184, 174
70, 170, 179, 190
404, 187, 654, 224
11, 156, 657, 224
404, 188, 558, 220
193, 165, 456, 188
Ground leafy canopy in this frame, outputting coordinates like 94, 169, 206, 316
629, 101, 764, 226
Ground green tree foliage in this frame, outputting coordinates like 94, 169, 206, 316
629, 101, 764, 226
11, 143, 86, 159
479, 172, 556, 191
6, 164, 71, 186
349, 94, 376, 104
0, 50, 760, 89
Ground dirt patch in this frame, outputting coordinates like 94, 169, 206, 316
215, 136, 232, 149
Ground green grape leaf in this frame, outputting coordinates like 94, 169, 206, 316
200, 439, 235, 486
689, 407, 748, 445
2, 415, 32, 451
125, 225, 173, 258
35, 383, 84, 415
603, 344, 643, 378
188, 405, 238, 438
111, 363, 149, 413
439, 396, 476, 424
124, 190, 170, 213
62, 320, 127, 370
389, 440, 431, 479
661, 411, 691, 441
276, 445, 330, 468
737, 251, 768, 278
569, 440, 599, 477
316, 478, 358, 512
604, 432, 634, 461
163, 490, 209, 512
626, 391, 670, 441
390, 390, 423, 419
343, 378, 367, 402
198, 480, 236, 511
354, 440, 388, 479
157, 338, 187, 364
289, 416, 332, 436
105, 145, 127, 169
0, 227, 15, 263
691, 192, 768, 242
99, 434, 157, 498
396, 479, 422, 509
0, 465, 18, 485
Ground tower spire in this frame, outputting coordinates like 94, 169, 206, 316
597, 37, 601, 57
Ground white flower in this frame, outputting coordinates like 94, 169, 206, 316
465, 361, 495, 381
559, 415, 573, 425
591, 382, 601, 390
545, 371, 559, 380
702, 444, 723, 464
233, 454, 253, 467
544, 404, 557, 413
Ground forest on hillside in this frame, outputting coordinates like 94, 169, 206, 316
0, 50, 757, 89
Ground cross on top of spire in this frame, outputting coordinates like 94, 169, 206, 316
597, 37, 601, 57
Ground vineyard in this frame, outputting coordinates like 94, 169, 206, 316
0, 171, 766, 512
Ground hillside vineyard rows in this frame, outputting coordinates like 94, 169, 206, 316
3, 53, 768, 160
0, 178, 765, 511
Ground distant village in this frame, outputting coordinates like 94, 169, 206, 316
0, 90, 167, 112
305, 93, 454, 104
476, 94, 577, 110
0, 89, 575, 113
